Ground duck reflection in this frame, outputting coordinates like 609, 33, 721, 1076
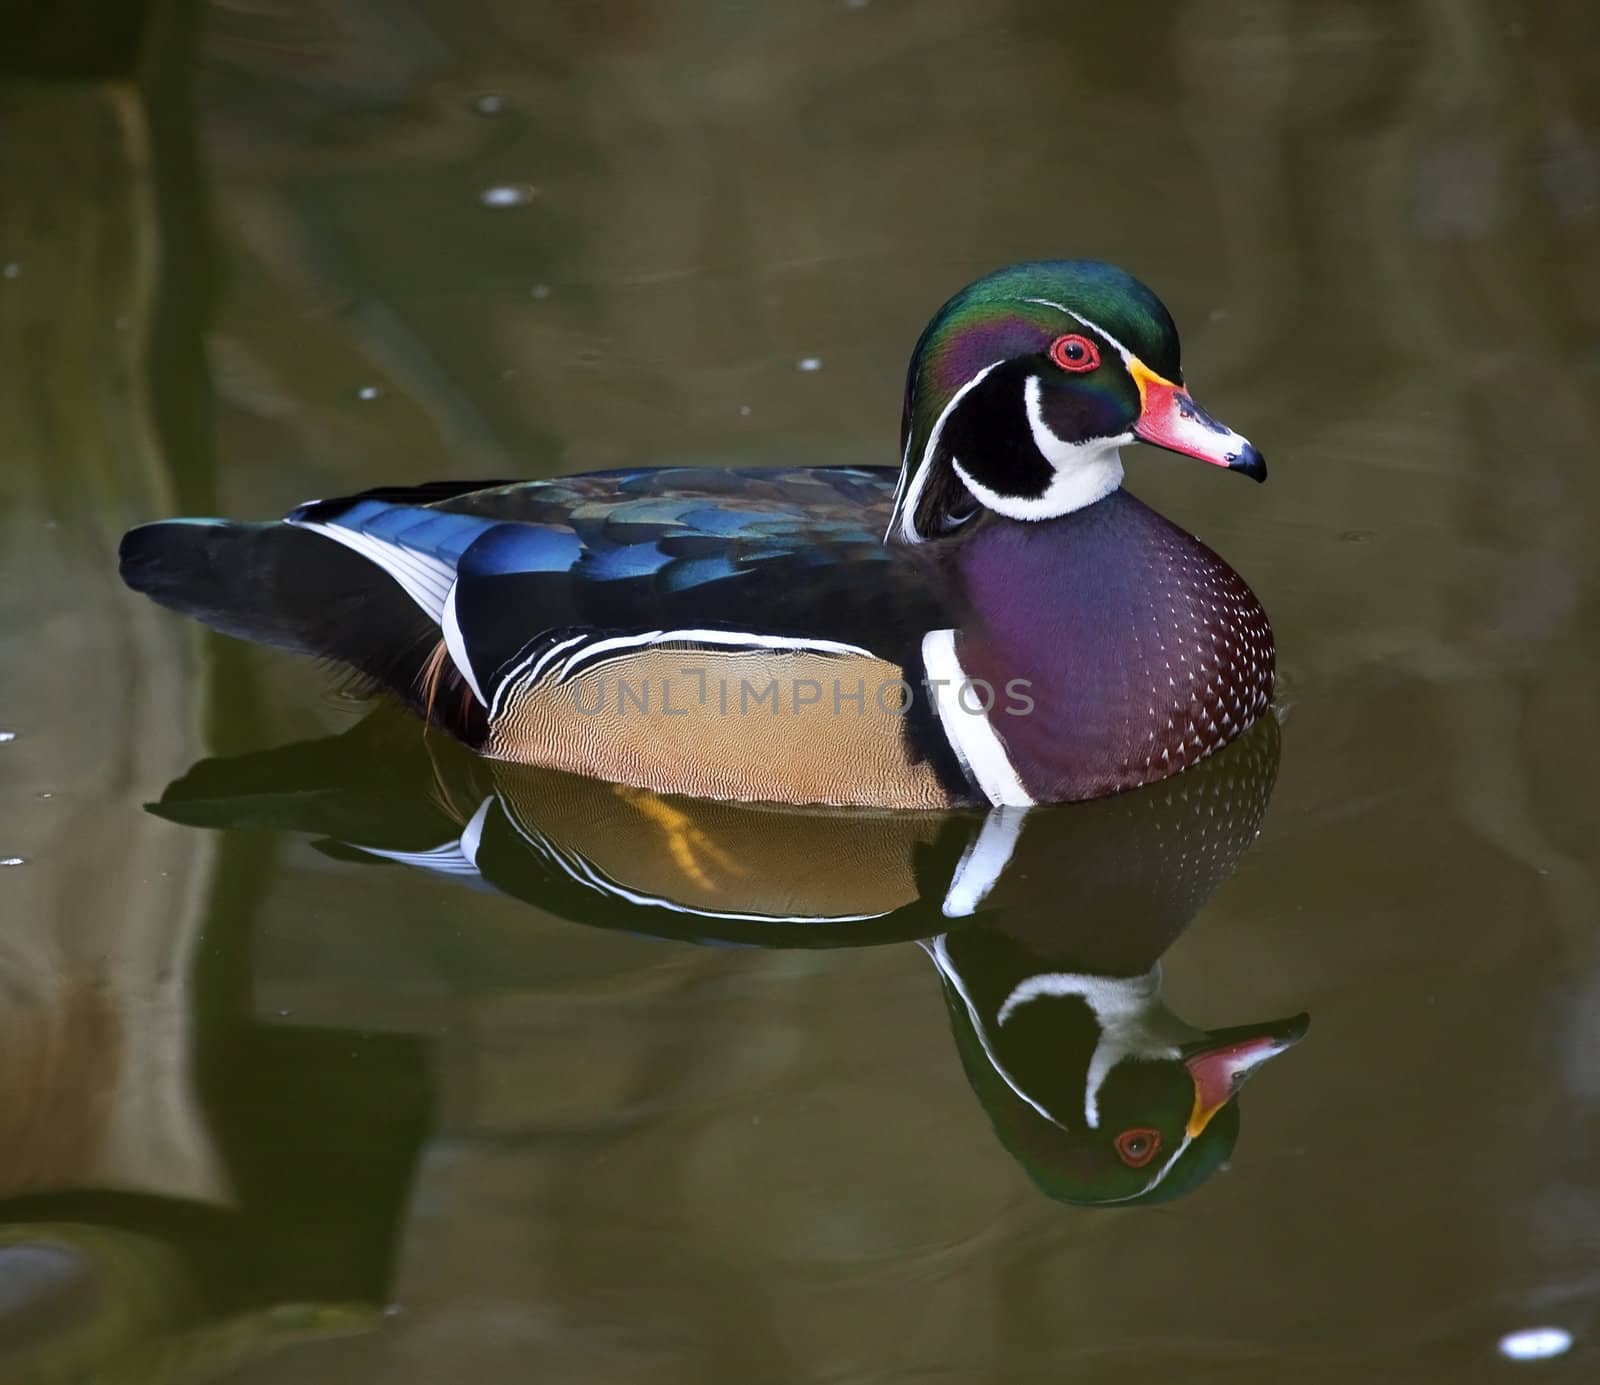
155, 709, 1304, 1207
927, 928, 1305, 1207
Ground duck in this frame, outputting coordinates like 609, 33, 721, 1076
153, 708, 1304, 1205
120, 260, 1273, 809
926, 923, 1306, 1207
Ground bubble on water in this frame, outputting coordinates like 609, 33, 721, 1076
1, 857, 24, 867
738, 404, 752, 416
474, 93, 506, 115
530, 283, 552, 300
797, 357, 822, 372
37, 792, 52, 800
1498, 1327, 1572, 1361
383, 1303, 403, 1318
356, 385, 385, 401
2, 263, 19, 280
481, 183, 538, 209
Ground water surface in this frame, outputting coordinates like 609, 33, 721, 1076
3, 1, 1600, 1380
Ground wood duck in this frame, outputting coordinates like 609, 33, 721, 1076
154, 711, 1304, 1205
121, 260, 1272, 809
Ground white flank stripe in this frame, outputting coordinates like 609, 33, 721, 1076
921, 628, 1034, 807
556, 628, 874, 683
441, 581, 487, 706
458, 797, 492, 868
942, 806, 1027, 917
293, 520, 454, 622
495, 798, 887, 924
486, 633, 590, 721
525, 633, 590, 685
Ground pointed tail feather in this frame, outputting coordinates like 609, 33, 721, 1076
118, 519, 478, 734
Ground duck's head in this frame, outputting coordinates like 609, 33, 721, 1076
927, 932, 1309, 1208
1046, 1016, 1310, 1207
888, 260, 1264, 544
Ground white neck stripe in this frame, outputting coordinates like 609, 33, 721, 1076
995, 968, 1173, 1129
923, 936, 1063, 1128
946, 378, 1126, 522
891, 301, 1148, 540
889, 361, 1001, 544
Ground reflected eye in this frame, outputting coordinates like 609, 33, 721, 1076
1114, 1127, 1162, 1168
1050, 333, 1101, 373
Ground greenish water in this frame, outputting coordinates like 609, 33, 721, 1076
4, 1, 1600, 1380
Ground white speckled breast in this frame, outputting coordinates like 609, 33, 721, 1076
951, 489, 1275, 802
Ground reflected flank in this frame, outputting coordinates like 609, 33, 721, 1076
153, 709, 1303, 1207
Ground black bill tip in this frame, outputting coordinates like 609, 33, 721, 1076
1226, 441, 1267, 483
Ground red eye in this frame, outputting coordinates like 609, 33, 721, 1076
1114, 1127, 1162, 1168
1050, 333, 1101, 373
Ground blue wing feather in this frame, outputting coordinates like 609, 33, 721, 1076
461, 523, 584, 576
286, 466, 939, 713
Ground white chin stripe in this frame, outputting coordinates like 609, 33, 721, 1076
951, 377, 1126, 522
921, 629, 1034, 807
995, 969, 1171, 1130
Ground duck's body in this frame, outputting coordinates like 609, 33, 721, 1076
121, 261, 1274, 808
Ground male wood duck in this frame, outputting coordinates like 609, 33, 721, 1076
121, 260, 1272, 808
927, 927, 1306, 1206
154, 711, 1304, 1205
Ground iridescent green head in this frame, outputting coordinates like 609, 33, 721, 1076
939, 968, 1309, 1208
887, 261, 1264, 543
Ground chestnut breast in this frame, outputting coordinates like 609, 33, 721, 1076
951, 489, 1274, 802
